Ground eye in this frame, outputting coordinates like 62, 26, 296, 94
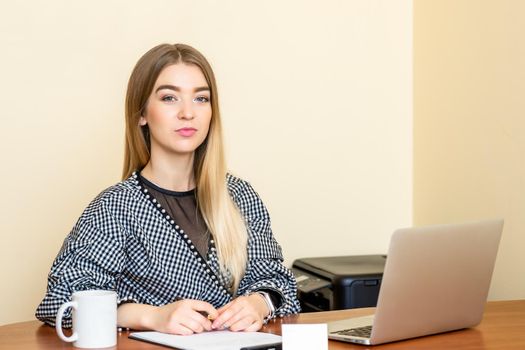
194, 96, 210, 103
161, 95, 178, 102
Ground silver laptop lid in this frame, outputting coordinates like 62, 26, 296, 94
370, 219, 503, 344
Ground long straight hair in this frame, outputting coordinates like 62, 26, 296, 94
122, 44, 248, 292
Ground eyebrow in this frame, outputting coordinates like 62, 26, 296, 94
155, 84, 210, 93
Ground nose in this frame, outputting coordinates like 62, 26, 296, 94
178, 100, 195, 120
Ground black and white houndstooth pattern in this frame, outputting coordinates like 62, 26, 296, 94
35, 173, 300, 327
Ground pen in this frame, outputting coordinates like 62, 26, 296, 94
174, 297, 215, 320
239, 342, 282, 350
197, 310, 215, 320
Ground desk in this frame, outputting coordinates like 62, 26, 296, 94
1, 300, 524, 349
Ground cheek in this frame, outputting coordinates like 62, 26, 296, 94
205, 111, 213, 126
204, 107, 212, 125
143, 104, 169, 125
198, 115, 212, 140
203, 114, 212, 134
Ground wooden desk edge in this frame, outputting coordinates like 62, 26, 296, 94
1, 300, 524, 350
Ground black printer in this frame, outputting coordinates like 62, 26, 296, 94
292, 255, 386, 312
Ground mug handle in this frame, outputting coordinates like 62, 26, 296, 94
55, 301, 79, 343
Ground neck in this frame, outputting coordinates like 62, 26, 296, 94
141, 152, 196, 192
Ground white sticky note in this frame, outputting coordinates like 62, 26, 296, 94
281, 323, 328, 350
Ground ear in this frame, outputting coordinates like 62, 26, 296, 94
139, 115, 147, 126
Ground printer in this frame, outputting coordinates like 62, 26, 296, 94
292, 255, 386, 312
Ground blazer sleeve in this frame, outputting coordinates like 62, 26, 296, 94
229, 177, 301, 317
35, 196, 128, 328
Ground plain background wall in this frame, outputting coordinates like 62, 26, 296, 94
414, 0, 525, 300
0, 0, 412, 325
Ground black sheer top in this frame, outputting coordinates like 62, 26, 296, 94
139, 173, 210, 258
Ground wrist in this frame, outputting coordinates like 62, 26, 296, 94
255, 291, 275, 319
117, 303, 158, 331
140, 304, 160, 330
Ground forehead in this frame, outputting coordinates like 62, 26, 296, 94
154, 63, 209, 89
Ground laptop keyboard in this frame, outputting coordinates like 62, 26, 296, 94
331, 325, 372, 338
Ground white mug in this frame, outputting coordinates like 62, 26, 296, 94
55, 290, 117, 348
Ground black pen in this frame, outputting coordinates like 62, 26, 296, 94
239, 342, 282, 350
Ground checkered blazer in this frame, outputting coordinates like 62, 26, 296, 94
35, 173, 300, 327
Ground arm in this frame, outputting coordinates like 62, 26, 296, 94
231, 178, 301, 316
212, 177, 301, 331
36, 192, 219, 335
35, 199, 127, 327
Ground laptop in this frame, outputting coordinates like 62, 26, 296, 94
328, 219, 503, 345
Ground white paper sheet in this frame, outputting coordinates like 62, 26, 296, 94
281, 324, 328, 350
129, 330, 282, 350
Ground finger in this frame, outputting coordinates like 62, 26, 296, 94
212, 303, 241, 329
217, 299, 259, 331
237, 320, 262, 332
189, 300, 217, 312
181, 315, 207, 333
170, 310, 206, 334
167, 322, 195, 336
166, 303, 207, 333
190, 311, 213, 331
202, 308, 219, 322
190, 300, 219, 320
221, 307, 246, 329
229, 317, 261, 332
216, 301, 232, 315
243, 319, 263, 332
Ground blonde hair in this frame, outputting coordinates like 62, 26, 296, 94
122, 43, 248, 292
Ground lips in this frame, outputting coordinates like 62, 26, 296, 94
176, 127, 197, 137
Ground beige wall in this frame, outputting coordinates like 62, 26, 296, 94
0, 1, 412, 325
414, 0, 525, 300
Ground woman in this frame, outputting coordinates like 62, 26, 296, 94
36, 43, 300, 334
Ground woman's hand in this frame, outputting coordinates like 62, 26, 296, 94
147, 299, 219, 335
211, 294, 269, 332
118, 299, 218, 335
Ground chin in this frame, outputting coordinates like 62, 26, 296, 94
170, 145, 200, 155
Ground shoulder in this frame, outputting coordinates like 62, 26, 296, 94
226, 173, 253, 196
82, 176, 141, 219
226, 173, 262, 202
226, 174, 269, 220
93, 176, 139, 203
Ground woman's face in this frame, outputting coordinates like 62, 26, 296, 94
140, 63, 212, 159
